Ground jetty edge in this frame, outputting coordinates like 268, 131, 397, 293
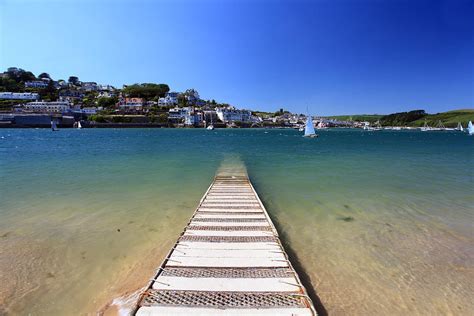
132, 173, 317, 315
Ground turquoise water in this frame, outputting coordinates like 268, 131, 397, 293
0, 128, 473, 315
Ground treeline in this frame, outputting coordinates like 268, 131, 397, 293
0, 68, 37, 92
0, 68, 59, 101
379, 110, 426, 126
122, 83, 170, 100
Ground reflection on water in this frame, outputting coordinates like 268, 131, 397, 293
0, 128, 472, 315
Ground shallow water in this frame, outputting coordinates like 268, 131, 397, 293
0, 128, 473, 315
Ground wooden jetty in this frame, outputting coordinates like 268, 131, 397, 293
134, 173, 316, 315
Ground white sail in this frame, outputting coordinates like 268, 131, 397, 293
457, 122, 463, 131
304, 116, 316, 137
77, 121, 82, 129
468, 121, 474, 135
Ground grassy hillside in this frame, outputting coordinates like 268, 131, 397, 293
411, 109, 474, 128
325, 114, 383, 123
327, 109, 473, 127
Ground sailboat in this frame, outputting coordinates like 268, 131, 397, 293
420, 119, 431, 131
77, 121, 82, 129
303, 115, 317, 138
468, 121, 474, 135
456, 122, 463, 132
51, 119, 59, 131
433, 120, 446, 131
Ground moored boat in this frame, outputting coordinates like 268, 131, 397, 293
51, 119, 59, 131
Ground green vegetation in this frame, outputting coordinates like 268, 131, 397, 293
122, 83, 170, 100
38, 81, 59, 101
326, 114, 383, 123
253, 110, 275, 118
89, 114, 107, 123
68, 76, 79, 85
328, 109, 473, 127
273, 108, 291, 117
0, 68, 36, 92
379, 110, 426, 126
96, 96, 118, 109
411, 109, 474, 127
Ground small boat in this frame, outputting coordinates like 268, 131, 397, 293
468, 121, 474, 135
298, 126, 304, 132
51, 119, 59, 131
206, 114, 215, 130
456, 122, 463, 132
77, 121, 82, 129
363, 121, 382, 131
303, 115, 318, 138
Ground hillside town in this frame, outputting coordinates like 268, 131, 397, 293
0, 67, 470, 130
0, 67, 344, 128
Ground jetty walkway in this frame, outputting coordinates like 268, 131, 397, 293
134, 173, 316, 315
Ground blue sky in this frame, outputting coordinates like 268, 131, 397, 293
1, 0, 473, 115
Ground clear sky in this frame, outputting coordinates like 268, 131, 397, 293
1, 0, 473, 115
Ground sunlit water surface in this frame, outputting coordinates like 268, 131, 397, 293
0, 128, 473, 315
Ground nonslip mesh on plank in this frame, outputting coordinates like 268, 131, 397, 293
191, 218, 268, 222
187, 226, 272, 231
179, 235, 278, 243
160, 267, 295, 278
196, 211, 264, 215
140, 290, 309, 309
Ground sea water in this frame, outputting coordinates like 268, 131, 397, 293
0, 128, 472, 315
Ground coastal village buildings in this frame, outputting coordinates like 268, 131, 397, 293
24, 80, 49, 89
59, 90, 85, 103
158, 90, 205, 107
97, 91, 115, 98
184, 110, 203, 126
118, 97, 144, 112
158, 92, 179, 106
168, 106, 203, 126
216, 107, 252, 123
81, 82, 99, 92
72, 107, 99, 115
0, 68, 326, 128
0, 92, 39, 100
203, 110, 218, 125
23, 101, 71, 113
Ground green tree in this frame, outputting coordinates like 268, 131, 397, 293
122, 83, 170, 100
158, 113, 168, 123
19, 71, 36, 82
0, 77, 20, 92
39, 80, 58, 101
177, 94, 187, 107
82, 92, 99, 107
97, 96, 118, 108
38, 73, 51, 80
68, 76, 79, 85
